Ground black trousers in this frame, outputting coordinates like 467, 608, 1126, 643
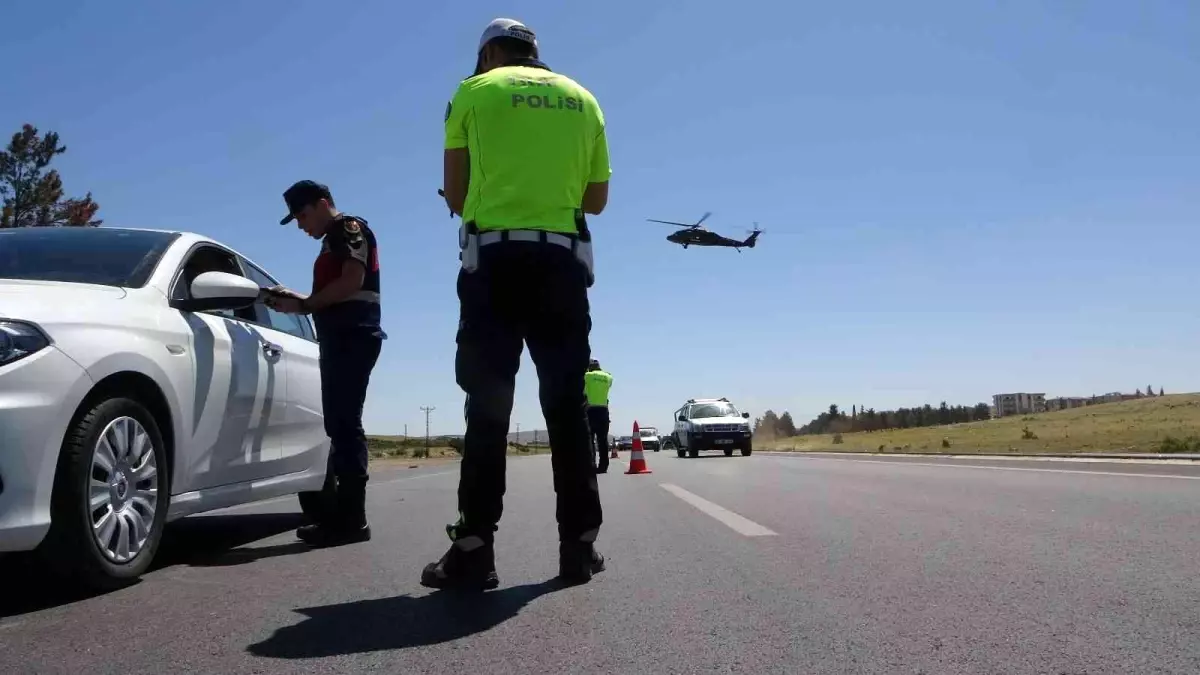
319, 330, 383, 484
455, 241, 602, 543
587, 405, 610, 471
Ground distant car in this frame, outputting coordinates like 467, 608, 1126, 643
0, 226, 334, 591
615, 435, 633, 451
671, 397, 753, 458
638, 426, 661, 452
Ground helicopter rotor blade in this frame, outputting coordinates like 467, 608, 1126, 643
647, 218, 697, 227
695, 211, 712, 227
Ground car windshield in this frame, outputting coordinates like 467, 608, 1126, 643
640, 429, 657, 437
0, 228, 178, 287
690, 402, 741, 419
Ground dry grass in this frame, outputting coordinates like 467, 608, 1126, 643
761, 393, 1200, 455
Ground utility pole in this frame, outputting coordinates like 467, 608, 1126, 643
516, 422, 521, 443
420, 406, 435, 457
404, 423, 408, 439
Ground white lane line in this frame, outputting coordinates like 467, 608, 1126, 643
659, 483, 778, 537
376, 469, 458, 485
807, 457, 1200, 481
214, 470, 458, 512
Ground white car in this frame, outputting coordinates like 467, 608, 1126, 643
638, 426, 661, 452
671, 398, 753, 458
0, 226, 334, 590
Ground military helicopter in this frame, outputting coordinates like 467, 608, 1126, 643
647, 212, 763, 251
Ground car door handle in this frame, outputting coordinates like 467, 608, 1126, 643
261, 342, 282, 358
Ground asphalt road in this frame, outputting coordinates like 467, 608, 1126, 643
3, 451, 1200, 674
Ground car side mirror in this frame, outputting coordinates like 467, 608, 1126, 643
677, 414, 686, 422
170, 271, 262, 313
742, 412, 750, 419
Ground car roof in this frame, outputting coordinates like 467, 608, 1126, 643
108, 227, 279, 280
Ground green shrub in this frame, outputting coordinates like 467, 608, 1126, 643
1159, 435, 1200, 453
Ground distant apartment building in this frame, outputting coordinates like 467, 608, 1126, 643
992, 392, 1046, 418
1045, 396, 1089, 412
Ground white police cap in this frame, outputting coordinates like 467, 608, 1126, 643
477, 18, 538, 53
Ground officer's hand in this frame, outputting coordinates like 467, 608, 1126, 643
266, 295, 303, 314
266, 285, 303, 299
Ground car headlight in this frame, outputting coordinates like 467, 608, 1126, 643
0, 320, 50, 366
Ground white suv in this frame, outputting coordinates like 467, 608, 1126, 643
638, 426, 661, 452
0, 226, 335, 590
671, 398, 753, 458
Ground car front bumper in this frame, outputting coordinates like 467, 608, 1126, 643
0, 346, 93, 552
689, 431, 752, 451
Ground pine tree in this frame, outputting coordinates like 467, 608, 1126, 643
1, 124, 101, 227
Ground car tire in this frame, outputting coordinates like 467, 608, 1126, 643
41, 397, 170, 592
298, 453, 337, 524
688, 448, 699, 458
724, 447, 734, 457
741, 444, 753, 457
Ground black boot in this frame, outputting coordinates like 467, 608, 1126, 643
297, 477, 371, 547
559, 540, 605, 584
420, 533, 499, 591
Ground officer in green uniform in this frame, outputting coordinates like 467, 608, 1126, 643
421, 17, 611, 590
584, 359, 614, 473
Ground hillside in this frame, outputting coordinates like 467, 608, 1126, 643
761, 393, 1200, 454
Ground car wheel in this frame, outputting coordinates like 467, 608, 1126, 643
41, 397, 169, 592
741, 444, 753, 457
688, 448, 699, 458
724, 447, 734, 457
298, 453, 337, 524
676, 447, 686, 458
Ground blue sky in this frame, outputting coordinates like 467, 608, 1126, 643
2, 0, 1197, 436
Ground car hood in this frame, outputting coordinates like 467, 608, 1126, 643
0, 280, 129, 324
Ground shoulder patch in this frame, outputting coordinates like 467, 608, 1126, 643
444, 101, 452, 122
343, 218, 362, 236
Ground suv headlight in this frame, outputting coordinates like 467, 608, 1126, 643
0, 320, 50, 366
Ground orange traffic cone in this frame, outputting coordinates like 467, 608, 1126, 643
610, 438, 618, 459
625, 420, 653, 475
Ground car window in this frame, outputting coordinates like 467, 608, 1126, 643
240, 260, 313, 341
690, 402, 740, 419
170, 245, 255, 323
0, 227, 178, 288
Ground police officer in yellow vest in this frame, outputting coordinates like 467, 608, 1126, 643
584, 359, 614, 473
422, 17, 611, 591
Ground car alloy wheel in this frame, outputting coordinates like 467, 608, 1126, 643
88, 416, 160, 564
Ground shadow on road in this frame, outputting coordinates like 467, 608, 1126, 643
0, 511, 307, 618
151, 512, 308, 569
247, 580, 564, 658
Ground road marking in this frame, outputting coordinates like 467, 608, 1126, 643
214, 470, 458, 513
659, 483, 777, 537
807, 456, 1200, 481
376, 470, 458, 486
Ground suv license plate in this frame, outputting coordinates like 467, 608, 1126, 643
715, 439, 733, 445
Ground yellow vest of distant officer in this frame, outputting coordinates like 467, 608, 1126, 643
584, 369, 613, 407
445, 60, 611, 284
